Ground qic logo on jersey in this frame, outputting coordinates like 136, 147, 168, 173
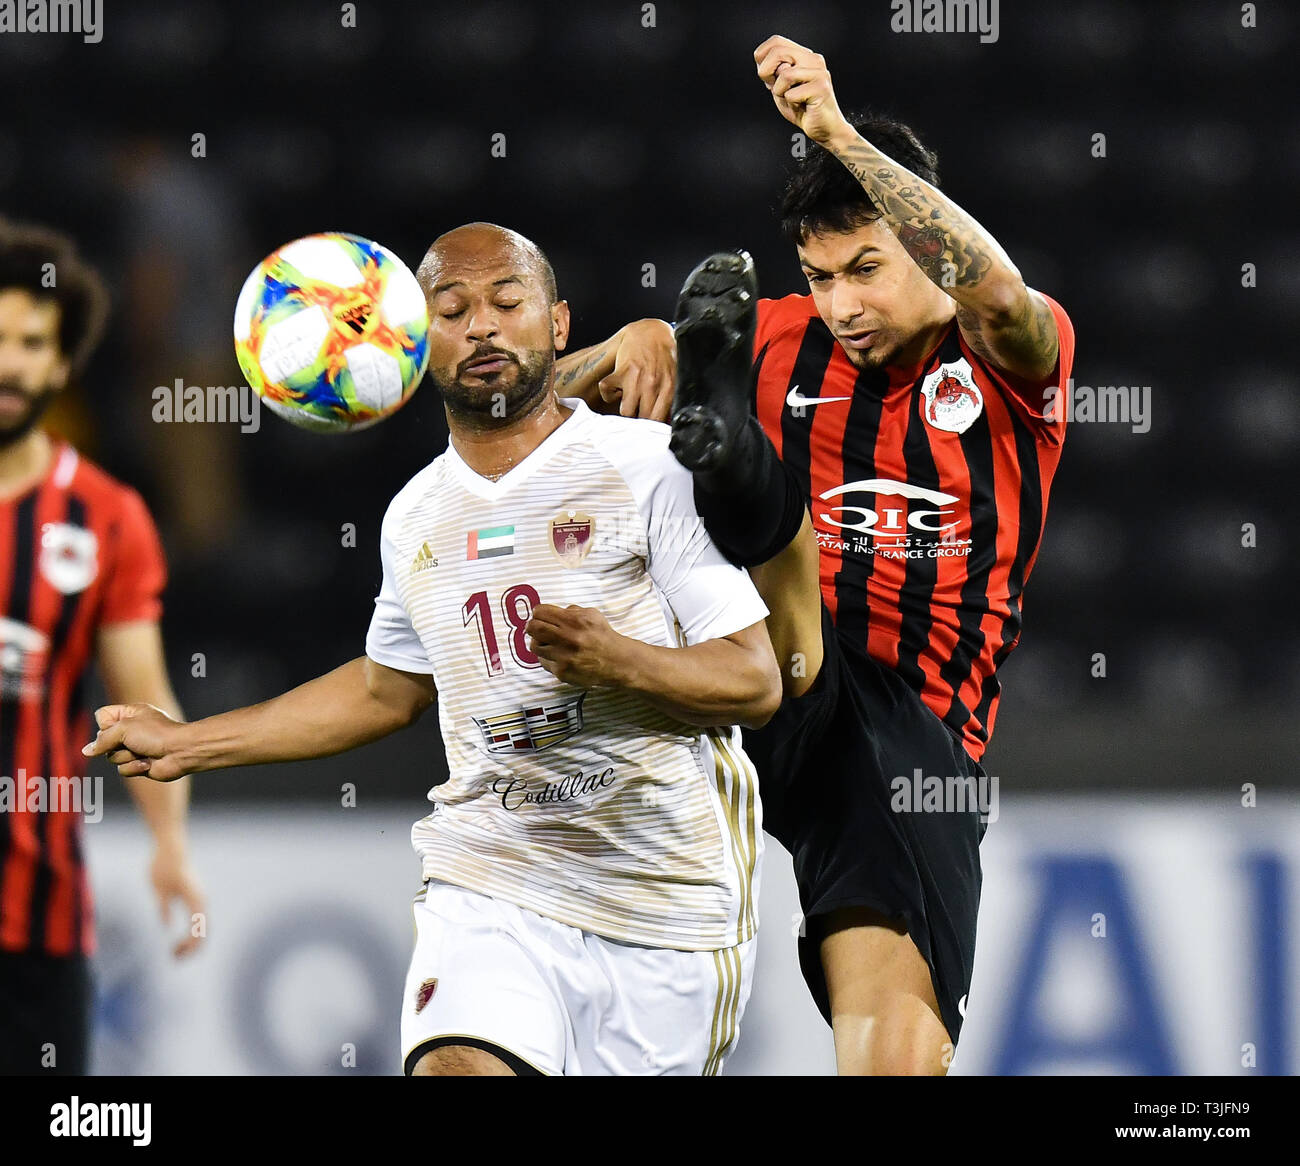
816, 479, 971, 560
0, 617, 49, 700
38, 522, 98, 594
921, 359, 983, 434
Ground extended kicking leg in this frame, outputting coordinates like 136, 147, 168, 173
670, 251, 823, 696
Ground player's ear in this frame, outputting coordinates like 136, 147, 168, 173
550, 299, 571, 354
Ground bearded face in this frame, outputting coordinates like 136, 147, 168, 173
0, 291, 69, 448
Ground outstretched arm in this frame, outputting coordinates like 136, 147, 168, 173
84, 656, 437, 781
755, 34, 1060, 383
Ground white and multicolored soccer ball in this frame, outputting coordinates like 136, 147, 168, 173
234, 232, 430, 433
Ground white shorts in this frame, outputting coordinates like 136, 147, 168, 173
400, 879, 756, 1076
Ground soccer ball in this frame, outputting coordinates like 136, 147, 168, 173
234, 232, 430, 433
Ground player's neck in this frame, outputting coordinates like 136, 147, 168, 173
891, 304, 957, 372
448, 390, 573, 482
0, 428, 54, 499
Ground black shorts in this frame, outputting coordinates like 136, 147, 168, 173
0, 950, 92, 1075
742, 608, 988, 1045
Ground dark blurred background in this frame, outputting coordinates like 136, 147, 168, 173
2, 0, 1293, 810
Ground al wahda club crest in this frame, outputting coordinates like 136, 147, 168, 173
414, 978, 438, 1014
549, 510, 594, 567
921, 359, 984, 435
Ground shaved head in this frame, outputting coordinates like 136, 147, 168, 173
416, 222, 570, 431
416, 222, 557, 305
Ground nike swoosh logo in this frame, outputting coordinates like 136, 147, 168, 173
786, 384, 853, 408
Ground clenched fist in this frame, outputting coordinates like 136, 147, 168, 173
754, 35, 852, 146
525, 604, 631, 689
82, 703, 192, 782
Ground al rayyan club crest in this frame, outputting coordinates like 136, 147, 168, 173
549, 510, 594, 567
38, 522, 99, 595
921, 359, 984, 435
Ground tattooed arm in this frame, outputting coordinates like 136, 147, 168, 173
754, 34, 1060, 383
553, 319, 676, 418
821, 127, 1059, 381
553, 340, 615, 409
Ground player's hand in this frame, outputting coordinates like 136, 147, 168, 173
599, 319, 676, 420
754, 35, 851, 146
149, 837, 207, 958
525, 604, 629, 688
81, 703, 191, 782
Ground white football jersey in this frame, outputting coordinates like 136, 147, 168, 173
366, 398, 768, 951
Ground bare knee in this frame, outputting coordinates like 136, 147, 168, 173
818, 908, 953, 1076
829, 993, 952, 1075
411, 1043, 517, 1076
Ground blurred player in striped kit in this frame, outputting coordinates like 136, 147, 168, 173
0, 221, 205, 1075
86, 223, 782, 1076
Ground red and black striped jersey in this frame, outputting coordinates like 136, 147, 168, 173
0, 442, 166, 956
753, 293, 1074, 761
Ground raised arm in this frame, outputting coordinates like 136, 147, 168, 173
83, 655, 437, 781
755, 34, 1060, 383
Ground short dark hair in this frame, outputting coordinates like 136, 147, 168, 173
779, 112, 941, 245
0, 220, 109, 372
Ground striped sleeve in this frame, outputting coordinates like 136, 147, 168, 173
597, 421, 769, 645
365, 496, 435, 674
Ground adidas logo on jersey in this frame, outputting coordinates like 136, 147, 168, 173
410, 542, 438, 574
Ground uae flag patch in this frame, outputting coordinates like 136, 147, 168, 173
466, 524, 515, 560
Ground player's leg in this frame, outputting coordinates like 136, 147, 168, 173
400, 881, 563, 1077
816, 907, 952, 1075
567, 931, 759, 1075
0, 950, 91, 1075
776, 637, 985, 1076
670, 251, 823, 697
410, 1043, 519, 1076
